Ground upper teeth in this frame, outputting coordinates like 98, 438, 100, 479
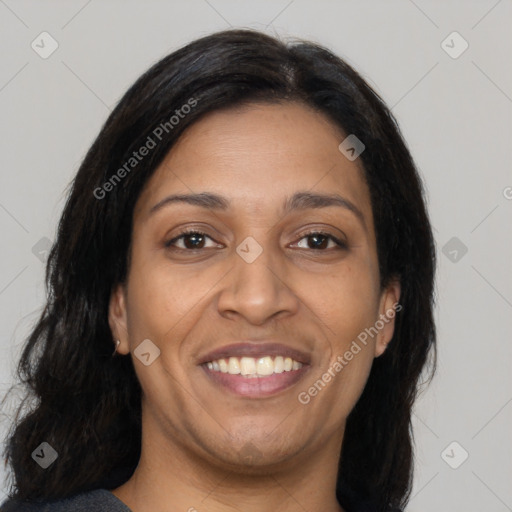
206, 356, 303, 377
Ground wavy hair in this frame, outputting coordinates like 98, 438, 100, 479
1, 28, 436, 512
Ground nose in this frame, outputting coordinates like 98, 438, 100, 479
216, 236, 300, 325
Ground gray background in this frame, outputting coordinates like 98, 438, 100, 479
1, 1, 511, 510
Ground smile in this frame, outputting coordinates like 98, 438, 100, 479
201, 356, 309, 398
205, 355, 303, 377
198, 342, 311, 397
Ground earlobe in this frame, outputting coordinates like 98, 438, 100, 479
374, 279, 401, 358
108, 284, 129, 355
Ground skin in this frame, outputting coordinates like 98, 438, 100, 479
109, 101, 400, 512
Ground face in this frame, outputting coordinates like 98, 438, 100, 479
109, 101, 400, 471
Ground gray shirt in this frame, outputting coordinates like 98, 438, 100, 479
0, 489, 132, 512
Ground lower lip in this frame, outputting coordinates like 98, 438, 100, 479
201, 364, 310, 398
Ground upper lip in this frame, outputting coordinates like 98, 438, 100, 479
198, 342, 312, 366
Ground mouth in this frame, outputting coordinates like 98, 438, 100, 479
198, 343, 311, 398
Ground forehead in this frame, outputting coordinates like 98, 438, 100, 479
135, 101, 372, 222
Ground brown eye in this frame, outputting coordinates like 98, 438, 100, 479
294, 232, 347, 250
165, 231, 218, 250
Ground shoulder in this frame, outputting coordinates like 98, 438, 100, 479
0, 489, 132, 512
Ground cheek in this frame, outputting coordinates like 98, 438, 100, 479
124, 248, 192, 342
126, 228, 218, 326
309, 261, 379, 390
316, 262, 380, 332
333, 266, 380, 380
302, 269, 378, 421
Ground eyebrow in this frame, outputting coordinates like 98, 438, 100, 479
149, 191, 366, 228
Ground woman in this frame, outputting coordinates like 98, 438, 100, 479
1, 28, 436, 512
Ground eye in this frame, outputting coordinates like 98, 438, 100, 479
293, 231, 347, 251
165, 230, 220, 250
164, 229, 347, 252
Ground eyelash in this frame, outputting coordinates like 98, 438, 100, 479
164, 229, 347, 252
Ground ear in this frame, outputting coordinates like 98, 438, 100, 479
108, 284, 130, 355
374, 278, 401, 358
